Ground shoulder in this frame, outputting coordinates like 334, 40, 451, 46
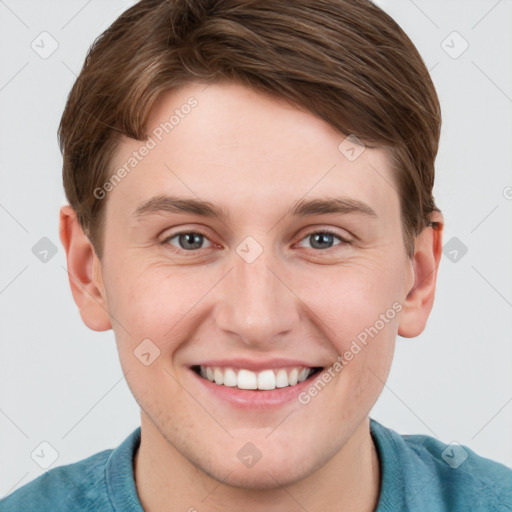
370, 418, 512, 511
0, 448, 114, 512
403, 432, 512, 510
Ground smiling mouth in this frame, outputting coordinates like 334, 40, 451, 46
192, 365, 323, 390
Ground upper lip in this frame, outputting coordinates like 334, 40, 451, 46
191, 358, 324, 372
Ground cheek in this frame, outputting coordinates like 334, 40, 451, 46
104, 260, 210, 346
294, 255, 404, 349
290, 254, 403, 411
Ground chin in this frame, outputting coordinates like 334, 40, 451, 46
205, 461, 310, 491
193, 443, 323, 491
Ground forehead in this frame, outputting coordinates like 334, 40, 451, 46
107, 81, 399, 224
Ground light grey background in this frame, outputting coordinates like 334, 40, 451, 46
1, 0, 511, 497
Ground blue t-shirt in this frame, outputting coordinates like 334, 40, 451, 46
1, 418, 511, 511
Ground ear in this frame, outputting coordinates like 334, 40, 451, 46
59, 205, 112, 332
398, 211, 444, 338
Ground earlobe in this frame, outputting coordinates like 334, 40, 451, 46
398, 211, 444, 338
59, 205, 112, 332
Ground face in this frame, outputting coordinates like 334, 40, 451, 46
94, 81, 415, 487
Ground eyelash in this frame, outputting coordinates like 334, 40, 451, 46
161, 228, 352, 254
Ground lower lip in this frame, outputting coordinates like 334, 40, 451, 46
190, 368, 321, 408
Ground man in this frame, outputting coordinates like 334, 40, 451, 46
2, 0, 511, 510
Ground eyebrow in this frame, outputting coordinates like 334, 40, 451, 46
131, 194, 377, 221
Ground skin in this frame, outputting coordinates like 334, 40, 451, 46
59, 81, 443, 512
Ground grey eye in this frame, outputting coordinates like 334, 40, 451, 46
166, 232, 212, 251
297, 231, 346, 250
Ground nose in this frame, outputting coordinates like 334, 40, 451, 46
213, 241, 301, 348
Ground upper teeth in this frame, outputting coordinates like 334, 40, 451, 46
199, 366, 315, 390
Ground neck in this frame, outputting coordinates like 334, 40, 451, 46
133, 414, 381, 512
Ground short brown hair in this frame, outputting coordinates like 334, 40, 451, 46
59, 0, 441, 259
